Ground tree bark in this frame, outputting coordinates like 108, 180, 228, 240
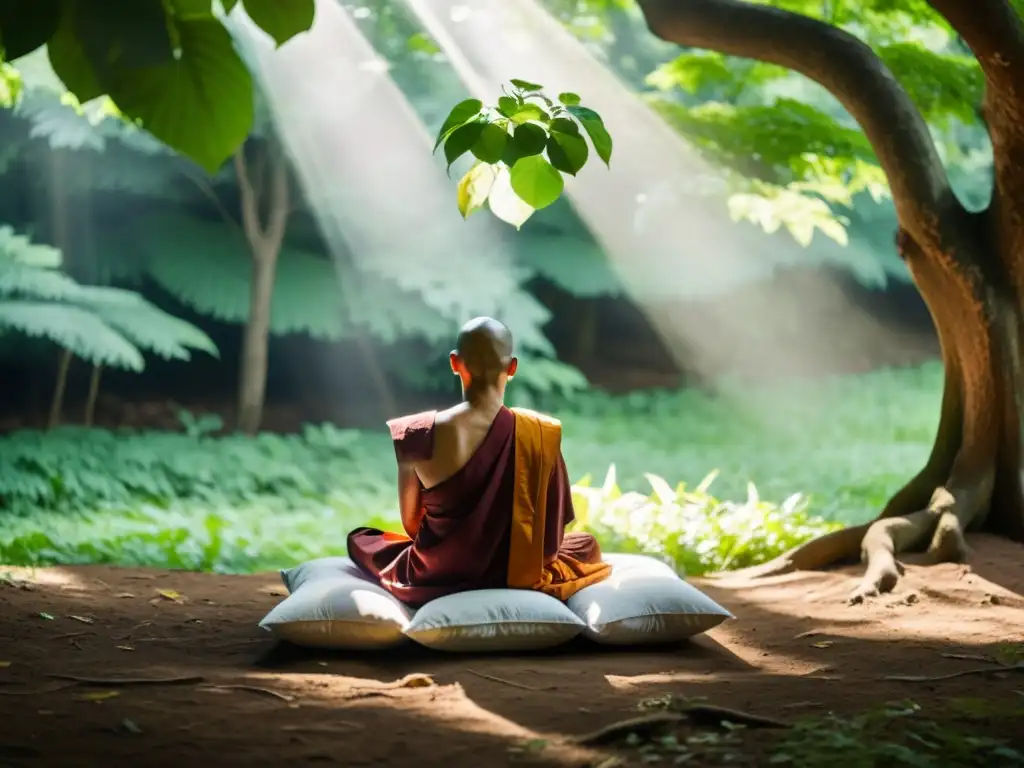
234, 141, 290, 435
84, 364, 103, 427
636, 0, 1024, 602
48, 349, 72, 430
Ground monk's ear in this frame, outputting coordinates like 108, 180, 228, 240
449, 351, 459, 375
507, 357, 518, 378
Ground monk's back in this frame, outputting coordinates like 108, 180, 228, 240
413, 402, 502, 490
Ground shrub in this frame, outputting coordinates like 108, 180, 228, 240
0, 420, 394, 517
573, 466, 841, 575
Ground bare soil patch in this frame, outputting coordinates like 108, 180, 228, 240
2, 536, 1022, 767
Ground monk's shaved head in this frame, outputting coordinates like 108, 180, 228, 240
453, 316, 514, 384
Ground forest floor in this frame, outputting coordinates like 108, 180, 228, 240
2, 536, 1023, 768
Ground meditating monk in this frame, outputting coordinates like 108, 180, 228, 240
347, 317, 612, 606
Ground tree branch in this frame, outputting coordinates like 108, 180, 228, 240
234, 147, 264, 251
927, 0, 1024, 98
263, 143, 290, 258
636, 0, 963, 244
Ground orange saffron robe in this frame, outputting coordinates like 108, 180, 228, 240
506, 407, 612, 600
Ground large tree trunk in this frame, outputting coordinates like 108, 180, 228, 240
234, 141, 290, 435
635, 0, 1024, 601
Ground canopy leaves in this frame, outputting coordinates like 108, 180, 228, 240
1, 0, 315, 172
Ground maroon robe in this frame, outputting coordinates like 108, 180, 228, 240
346, 406, 600, 606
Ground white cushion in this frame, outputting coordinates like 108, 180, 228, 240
567, 553, 733, 645
403, 589, 586, 652
259, 557, 412, 650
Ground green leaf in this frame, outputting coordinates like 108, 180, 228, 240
72, 0, 175, 70
497, 95, 519, 117
444, 121, 485, 169
510, 78, 542, 91
510, 103, 548, 124
46, 13, 103, 103
98, 18, 254, 173
0, 63, 21, 107
568, 106, 612, 166
241, 0, 314, 47
456, 161, 496, 219
550, 117, 579, 136
512, 122, 547, 157
470, 123, 508, 164
546, 131, 588, 176
406, 31, 440, 56
169, 0, 218, 20
433, 98, 482, 151
557, 92, 581, 106
488, 166, 535, 229
0, 0, 61, 61
510, 155, 563, 210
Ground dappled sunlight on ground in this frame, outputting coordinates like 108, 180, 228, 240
1, 538, 1022, 765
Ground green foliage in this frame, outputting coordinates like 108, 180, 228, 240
634, 5, 989, 254
1, 0, 315, 172
0, 226, 216, 369
773, 700, 1024, 767
572, 466, 840, 575
0, 363, 945, 573
435, 81, 613, 228
0, 417, 378, 517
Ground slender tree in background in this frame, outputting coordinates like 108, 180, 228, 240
628, 0, 1024, 600
233, 139, 289, 434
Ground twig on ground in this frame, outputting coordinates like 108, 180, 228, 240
465, 668, 552, 692
941, 653, 993, 663
281, 723, 357, 734
0, 682, 75, 696
51, 631, 94, 641
684, 704, 790, 729
201, 684, 295, 702
46, 674, 205, 686
883, 663, 1024, 683
574, 713, 685, 746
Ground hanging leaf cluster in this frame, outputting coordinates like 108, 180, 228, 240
433, 79, 613, 229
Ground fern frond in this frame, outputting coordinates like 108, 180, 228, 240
0, 301, 145, 370
0, 226, 62, 268
132, 214, 346, 340
72, 286, 219, 361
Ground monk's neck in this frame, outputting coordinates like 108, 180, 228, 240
463, 386, 504, 415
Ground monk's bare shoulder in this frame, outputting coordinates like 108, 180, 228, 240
386, 410, 436, 462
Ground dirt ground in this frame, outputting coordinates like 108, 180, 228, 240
2, 537, 1023, 768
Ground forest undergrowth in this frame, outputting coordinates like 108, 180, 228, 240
0, 363, 942, 574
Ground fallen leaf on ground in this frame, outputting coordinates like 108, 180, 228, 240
39, 613, 54, 621
120, 719, 142, 734
116, 646, 135, 652
68, 615, 94, 625
156, 589, 186, 603
115, 593, 135, 599
811, 641, 834, 649
0, 662, 10, 668
396, 673, 435, 688
76, 691, 120, 702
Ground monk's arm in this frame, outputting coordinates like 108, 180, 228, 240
397, 462, 424, 538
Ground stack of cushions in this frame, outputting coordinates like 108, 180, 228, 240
258, 553, 733, 652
